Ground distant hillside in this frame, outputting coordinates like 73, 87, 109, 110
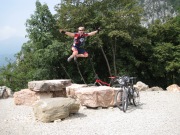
0, 54, 16, 67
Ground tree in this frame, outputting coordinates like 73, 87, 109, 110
148, 15, 180, 87
26, 0, 60, 49
19, 0, 70, 81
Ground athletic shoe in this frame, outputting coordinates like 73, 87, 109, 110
67, 56, 73, 62
74, 56, 77, 61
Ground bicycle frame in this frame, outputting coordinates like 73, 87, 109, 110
94, 79, 111, 86
93, 74, 117, 87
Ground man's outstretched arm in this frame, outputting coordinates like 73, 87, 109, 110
59, 29, 74, 37
88, 30, 98, 36
88, 28, 100, 36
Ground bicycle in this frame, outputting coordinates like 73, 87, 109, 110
114, 76, 140, 112
0, 86, 8, 99
88, 74, 119, 87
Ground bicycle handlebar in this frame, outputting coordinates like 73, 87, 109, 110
115, 76, 137, 86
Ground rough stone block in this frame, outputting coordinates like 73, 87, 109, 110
51, 89, 67, 97
75, 86, 118, 108
66, 84, 87, 98
33, 97, 80, 122
134, 81, 149, 91
28, 79, 71, 92
14, 89, 53, 106
166, 84, 180, 92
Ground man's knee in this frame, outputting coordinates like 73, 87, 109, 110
84, 52, 88, 57
72, 50, 78, 55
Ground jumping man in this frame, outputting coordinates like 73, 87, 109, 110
59, 26, 100, 62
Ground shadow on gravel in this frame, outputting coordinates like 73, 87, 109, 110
126, 103, 145, 113
113, 102, 145, 113
68, 112, 87, 120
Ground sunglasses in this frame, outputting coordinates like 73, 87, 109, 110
79, 30, 84, 31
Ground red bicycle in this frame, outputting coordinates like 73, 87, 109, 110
88, 74, 118, 87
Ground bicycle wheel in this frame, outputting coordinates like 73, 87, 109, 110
122, 87, 128, 112
128, 87, 134, 105
133, 88, 140, 106
114, 90, 122, 110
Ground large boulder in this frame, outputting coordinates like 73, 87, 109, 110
146, 86, 164, 91
66, 84, 87, 98
28, 79, 71, 92
134, 81, 149, 91
75, 86, 117, 108
166, 84, 180, 92
51, 89, 67, 97
33, 97, 80, 123
14, 89, 53, 106
14, 80, 72, 106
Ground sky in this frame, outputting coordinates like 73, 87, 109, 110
0, 0, 61, 56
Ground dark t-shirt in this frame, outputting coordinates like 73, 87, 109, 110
73, 33, 89, 48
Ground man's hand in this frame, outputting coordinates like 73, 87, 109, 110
59, 29, 66, 34
97, 27, 101, 33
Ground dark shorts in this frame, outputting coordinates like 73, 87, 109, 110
72, 46, 87, 54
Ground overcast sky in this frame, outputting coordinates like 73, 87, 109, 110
0, 0, 60, 55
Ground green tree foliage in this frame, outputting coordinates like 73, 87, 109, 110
26, 1, 60, 48
22, 1, 72, 81
148, 15, 180, 87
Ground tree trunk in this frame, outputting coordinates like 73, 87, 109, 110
100, 46, 112, 77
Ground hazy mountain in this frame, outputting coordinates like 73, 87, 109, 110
0, 54, 16, 67
0, 36, 26, 67
140, 0, 177, 27
0, 36, 26, 54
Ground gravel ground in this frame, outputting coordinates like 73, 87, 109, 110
1, 91, 180, 135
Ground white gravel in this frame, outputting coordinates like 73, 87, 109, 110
1, 91, 180, 135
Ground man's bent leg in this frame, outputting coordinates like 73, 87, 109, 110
76, 52, 88, 58
67, 47, 78, 62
